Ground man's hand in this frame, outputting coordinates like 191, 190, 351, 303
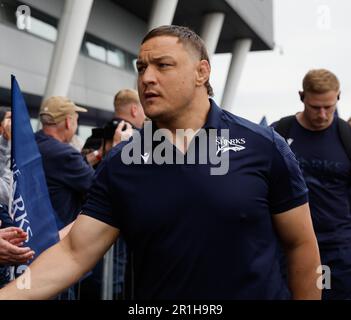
85, 147, 103, 167
0, 227, 35, 265
113, 121, 133, 146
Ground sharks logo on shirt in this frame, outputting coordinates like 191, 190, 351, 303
216, 136, 246, 155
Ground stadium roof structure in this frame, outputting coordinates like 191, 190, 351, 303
111, 0, 274, 52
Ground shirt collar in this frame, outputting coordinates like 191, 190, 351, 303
203, 99, 225, 129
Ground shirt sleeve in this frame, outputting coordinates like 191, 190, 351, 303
56, 147, 95, 194
268, 128, 308, 214
80, 158, 120, 229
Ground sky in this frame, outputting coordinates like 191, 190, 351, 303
210, 0, 351, 125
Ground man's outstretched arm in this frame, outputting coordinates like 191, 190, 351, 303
0, 214, 119, 299
272, 203, 321, 300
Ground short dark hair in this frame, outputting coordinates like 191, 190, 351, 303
142, 25, 214, 97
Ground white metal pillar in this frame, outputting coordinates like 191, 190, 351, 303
200, 12, 225, 57
43, 0, 94, 101
101, 245, 115, 300
221, 39, 252, 110
148, 0, 178, 31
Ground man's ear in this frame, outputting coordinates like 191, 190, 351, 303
65, 116, 71, 129
195, 60, 211, 87
131, 104, 138, 118
299, 91, 304, 103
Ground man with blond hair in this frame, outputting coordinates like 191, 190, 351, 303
273, 69, 351, 299
82, 89, 145, 159
113, 89, 145, 129
108, 88, 145, 148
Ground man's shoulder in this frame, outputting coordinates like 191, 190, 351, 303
36, 131, 82, 159
337, 117, 351, 131
270, 115, 296, 130
35, 130, 61, 147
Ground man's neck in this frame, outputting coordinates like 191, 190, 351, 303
154, 94, 211, 154
296, 112, 333, 131
156, 95, 211, 133
42, 127, 66, 143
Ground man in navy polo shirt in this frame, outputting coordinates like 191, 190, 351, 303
273, 69, 351, 299
0, 26, 321, 300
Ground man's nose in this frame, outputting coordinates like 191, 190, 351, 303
318, 108, 328, 119
141, 66, 157, 85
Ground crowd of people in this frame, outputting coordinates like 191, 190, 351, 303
0, 25, 351, 300
0, 106, 35, 287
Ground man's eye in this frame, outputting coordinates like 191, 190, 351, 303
159, 63, 170, 68
137, 66, 146, 73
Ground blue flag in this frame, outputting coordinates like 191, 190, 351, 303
11, 75, 59, 275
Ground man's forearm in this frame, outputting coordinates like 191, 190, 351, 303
286, 241, 322, 300
59, 221, 75, 240
0, 215, 119, 299
0, 237, 89, 300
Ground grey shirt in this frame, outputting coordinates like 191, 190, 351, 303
0, 136, 11, 206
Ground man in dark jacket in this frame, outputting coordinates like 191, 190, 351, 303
35, 96, 94, 229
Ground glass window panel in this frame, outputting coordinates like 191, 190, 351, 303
107, 49, 125, 68
26, 16, 57, 42
77, 125, 95, 143
86, 41, 106, 62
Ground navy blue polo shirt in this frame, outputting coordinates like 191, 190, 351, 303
82, 100, 308, 299
35, 130, 94, 228
276, 117, 351, 249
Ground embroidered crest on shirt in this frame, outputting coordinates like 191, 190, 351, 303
216, 136, 246, 155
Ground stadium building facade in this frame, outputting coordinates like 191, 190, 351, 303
0, 0, 273, 137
